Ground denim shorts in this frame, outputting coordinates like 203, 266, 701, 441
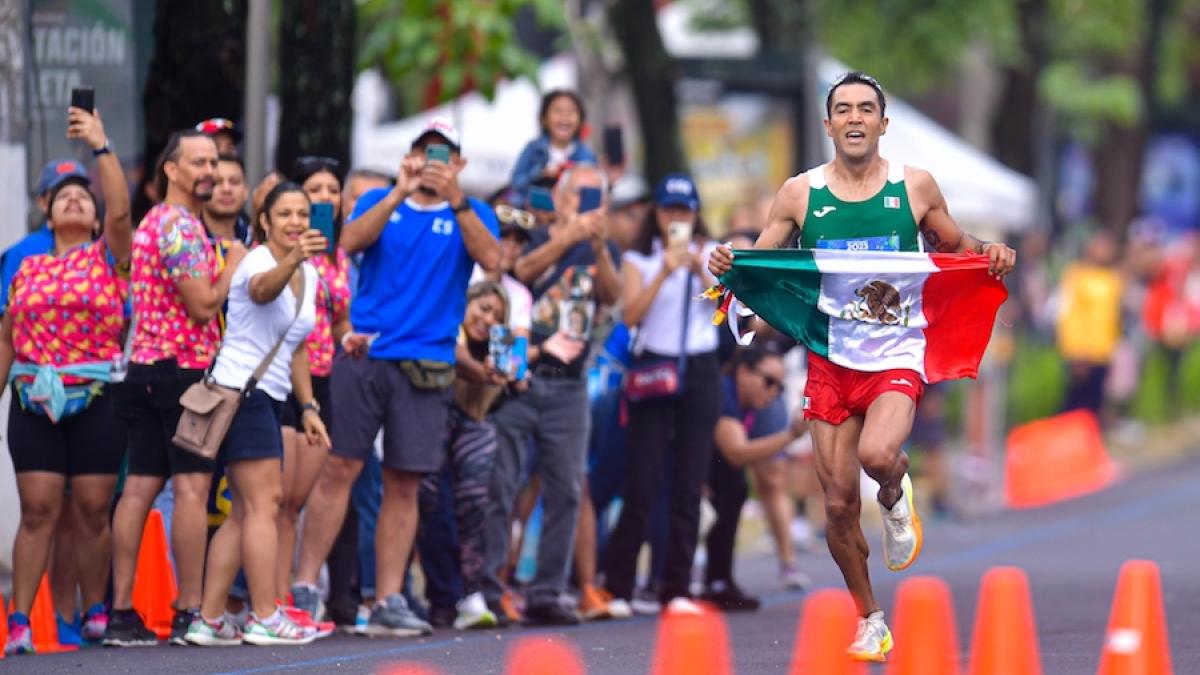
219, 388, 285, 465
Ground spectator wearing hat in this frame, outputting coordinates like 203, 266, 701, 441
602, 173, 722, 615
509, 90, 597, 209
0, 159, 89, 315
195, 118, 242, 157
288, 119, 499, 637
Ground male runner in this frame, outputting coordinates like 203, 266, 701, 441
708, 71, 1015, 661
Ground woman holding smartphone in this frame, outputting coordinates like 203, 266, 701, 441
2, 106, 131, 655
273, 158, 352, 622
185, 182, 330, 646
601, 174, 721, 615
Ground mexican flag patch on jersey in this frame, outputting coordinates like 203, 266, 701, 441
883, 195, 901, 209
716, 249, 1007, 384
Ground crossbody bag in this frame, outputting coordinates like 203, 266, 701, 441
624, 271, 693, 403
173, 271, 307, 460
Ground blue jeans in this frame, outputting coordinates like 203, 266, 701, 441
351, 450, 382, 598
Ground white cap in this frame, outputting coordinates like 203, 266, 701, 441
411, 118, 461, 151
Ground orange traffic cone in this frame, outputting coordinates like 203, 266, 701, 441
1097, 560, 1173, 675
1005, 410, 1118, 508
377, 666, 443, 675
505, 636, 585, 675
887, 576, 960, 675
967, 567, 1042, 675
1, 592, 8, 659
651, 603, 733, 675
29, 574, 77, 653
788, 589, 866, 675
131, 509, 178, 639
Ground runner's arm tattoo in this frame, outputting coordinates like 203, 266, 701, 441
920, 221, 989, 254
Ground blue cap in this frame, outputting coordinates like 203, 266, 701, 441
36, 159, 88, 195
654, 173, 700, 211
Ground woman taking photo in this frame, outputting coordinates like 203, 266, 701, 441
2, 107, 132, 655
185, 182, 330, 646
602, 173, 720, 615
509, 90, 597, 208
276, 157, 352, 615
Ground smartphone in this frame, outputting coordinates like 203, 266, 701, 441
529, 186, 555, 212
668, 220, 692, 250
426, 144, 451, 164
489, 325, 514, 376
310, 202, 336, 254
512, 336, 528, 380
578, 186, 602, 214
70, 87, 94, 113
603, 126, 624, 166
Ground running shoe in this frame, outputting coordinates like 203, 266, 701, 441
363, 594, 433, 637
5, 613, 34, 655
81, 603, 109, 642
56, 611, 82, 647
169, 608, 195, 646
290, 584, 325, 622
282, 605, 335, 639
345, 604, 370, 634
881, 473, 924, 571
185, 614, 242, 647
578, 585, 615, 621
780, 564, 813, 591
242, 610, 315, 646
499, 589, 523, 624
453, 592, 499, 630
101, 609, 159, 648
847, 610, 893, 662
630, 587, 662, 616
664, 597, 704, 616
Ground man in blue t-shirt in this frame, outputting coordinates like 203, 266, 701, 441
288, 119, 500, 637
0, 159, 88, 314
703, 347, 807, 612
480, 162, 622, 626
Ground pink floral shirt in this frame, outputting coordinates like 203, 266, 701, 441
306, 248, 351, 377
8, 240, 127, 384
129, 203, 220, 369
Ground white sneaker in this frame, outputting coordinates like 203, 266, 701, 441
664, 598, 703, 616
780, 564, 812, 591
453, 592, 498, 630
607, 599, 633, 620
242, 610, 316, 646
847, 611, 893, 662
630, 589, 662, 616
880, 473, 924, 571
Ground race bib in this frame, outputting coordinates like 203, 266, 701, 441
816, 235, 900, 252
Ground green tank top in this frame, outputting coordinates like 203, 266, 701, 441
798, 162, 921, 253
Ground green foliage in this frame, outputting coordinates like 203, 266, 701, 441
1038, 64, 1144, 138
1006, 339, 1066, 428
356, 0, 564, 104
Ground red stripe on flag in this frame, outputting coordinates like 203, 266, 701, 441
921, 253, 1008, 383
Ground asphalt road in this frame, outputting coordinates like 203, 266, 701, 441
7, 454, 1199, 674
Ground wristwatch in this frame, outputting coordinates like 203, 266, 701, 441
453, 199, 471, 214
92, 141, 112, 157
301, 400, 321, 415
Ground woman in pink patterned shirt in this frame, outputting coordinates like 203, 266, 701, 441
0, 107, 132, 655
272, 157, 353, 617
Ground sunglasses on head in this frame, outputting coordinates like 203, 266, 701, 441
294, 156, 341, 177
495, 204, 535, 230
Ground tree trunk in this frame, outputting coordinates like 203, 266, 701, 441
990, 0, 1046, 176
609, 0, 683, 184
275, 0, 355, 178
135, 0, 246, 221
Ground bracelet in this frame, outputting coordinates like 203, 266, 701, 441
92, 141, 112, 157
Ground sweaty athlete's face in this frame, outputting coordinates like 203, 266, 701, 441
824, 83, 887, 162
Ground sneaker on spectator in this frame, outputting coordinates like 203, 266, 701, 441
454, 592, 498, 630
290, 583, 324, 621
5, 613, 34, 655
283, 604, 335, 639
243, 610, 315, 646
428, 605, 457, 629
185, 614, 242, 647
781, 564, 812, 591
607, 598, 634, 620
169, 608, 195, 646
630, 587, 662, 616
102, 608, 159, 648
346, 604, 370, 634
579, 585, 614, 621
522, 600, 580, 627
665, 597, 704, 616
81, 603, 108, 642
486, 600, 512, 628
364, 594, 433, 637
499, 589, 523, 624
701, 581, 761, 612
56, 611, 82, 647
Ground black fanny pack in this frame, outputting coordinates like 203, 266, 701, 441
398, 359, 455, 391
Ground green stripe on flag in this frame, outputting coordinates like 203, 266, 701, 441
718, 249, 830, 357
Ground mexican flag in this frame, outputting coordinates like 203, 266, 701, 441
718, 249, 1007, 383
